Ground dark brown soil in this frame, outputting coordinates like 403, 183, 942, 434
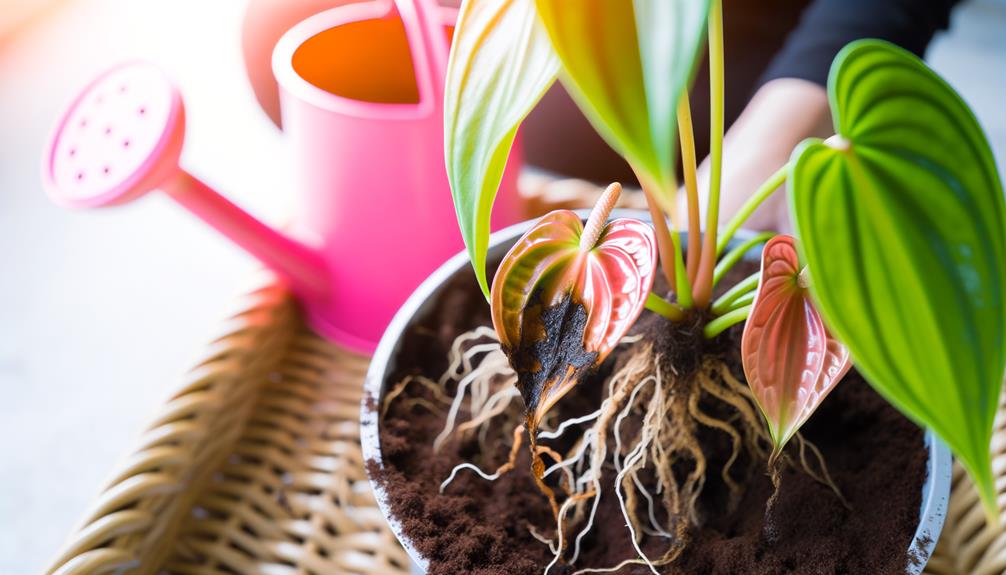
368, 261, 928, 575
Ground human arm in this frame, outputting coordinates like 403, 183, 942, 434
693, 0, 960, 232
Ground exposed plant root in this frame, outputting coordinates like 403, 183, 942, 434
382, 375, 451, 417
794, 433, 850, 509
528, 522, 559, 553
703, 363, 774, 463
536, 445, 566, 467
545, 497, 578, 575
619, 334, 645, 345
384, 327, 851, 573
397, 397, 448, 415
571, 558, 672, 575
440, 424, 525, 493
687, 379, 743, 509
539, 409, 603, 440
529, 428, 563, 523
763, 455, 785, 543
457, 387, 521, 435
430, 329, 517, 452
716, 362, 849, 508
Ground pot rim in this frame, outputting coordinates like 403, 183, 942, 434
361, 210, 952, 574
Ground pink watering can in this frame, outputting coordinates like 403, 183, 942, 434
42, 0, 522, 353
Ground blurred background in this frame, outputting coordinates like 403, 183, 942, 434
0, 0, 1003, 572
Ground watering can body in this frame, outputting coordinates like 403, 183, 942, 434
273, 0, 520, 351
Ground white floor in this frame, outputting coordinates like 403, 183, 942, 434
0, 1, 1003, 573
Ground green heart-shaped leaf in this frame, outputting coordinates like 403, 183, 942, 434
790, 39, 1006, 520
491, 186, 657, 431
445, 0, 559, 298
533, 0, 709, 195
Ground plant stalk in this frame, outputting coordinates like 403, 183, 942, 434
713, 231, 774, 287
704, 303, 751, 339
637, 173, 681, 297
727, 290, 755, 311
716, 163, 789, 254
677, 95, 702, 283
711, 271, 760, 316
672, 230, 693, 308
645, 292, 686, 321
693, 0, 726, 308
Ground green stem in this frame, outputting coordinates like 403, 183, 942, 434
711, 271, 760, 316
716, 163, 788, 255
713, 231, 774, 287
645, 292, 686, 321
672, 230, 693, 308
704, 304, 751, 339
691, 0, 725, 308
727, 290, 755, 311
677, 96, 702, 283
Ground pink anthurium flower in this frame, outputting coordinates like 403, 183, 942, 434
491, 183, 657, 432
741, 235, 851, 460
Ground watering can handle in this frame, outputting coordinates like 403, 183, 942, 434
395, 0, 450, 107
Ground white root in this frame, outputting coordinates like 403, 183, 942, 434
619, 333, 645, 345
439, 326, 498, 387
613, 373, 654, 472
539, 408, 604, 440
458, 387, 521, 434
544, 497, 578, 575
615, 377, 662, 574
382, 375, 451, 417
432, 334, 514, 452
384, 327, 844, 574
528, 523, 559, 553
543, 440, 588, 479
440, 463, 509, 490
440, 424, 525, 492
571, 558, 661, 575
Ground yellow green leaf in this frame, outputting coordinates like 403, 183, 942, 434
444, 0, 559, 298
533, 0, 709, 196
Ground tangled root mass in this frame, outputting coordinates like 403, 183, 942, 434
382, 321, 842, 574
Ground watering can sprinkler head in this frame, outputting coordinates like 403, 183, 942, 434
42, 62, 330, 302
43, 62, 185, 209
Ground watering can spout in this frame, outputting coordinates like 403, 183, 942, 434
162, 171, 330, 298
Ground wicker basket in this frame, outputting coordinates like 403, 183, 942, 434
46, 173, 1006, 574
46, 274, 410, 575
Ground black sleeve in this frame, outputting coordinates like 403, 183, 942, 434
760, 0, 960, 87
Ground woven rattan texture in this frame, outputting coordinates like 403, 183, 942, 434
47, 277, 409, 575
46, 175, 1006, 573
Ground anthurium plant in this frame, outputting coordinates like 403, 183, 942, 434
440, 0, 1004, 569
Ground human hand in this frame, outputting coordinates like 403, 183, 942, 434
677, 78, 832, 234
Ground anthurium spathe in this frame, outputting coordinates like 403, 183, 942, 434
491, 183, 657, 432
742, 235, 851, 460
